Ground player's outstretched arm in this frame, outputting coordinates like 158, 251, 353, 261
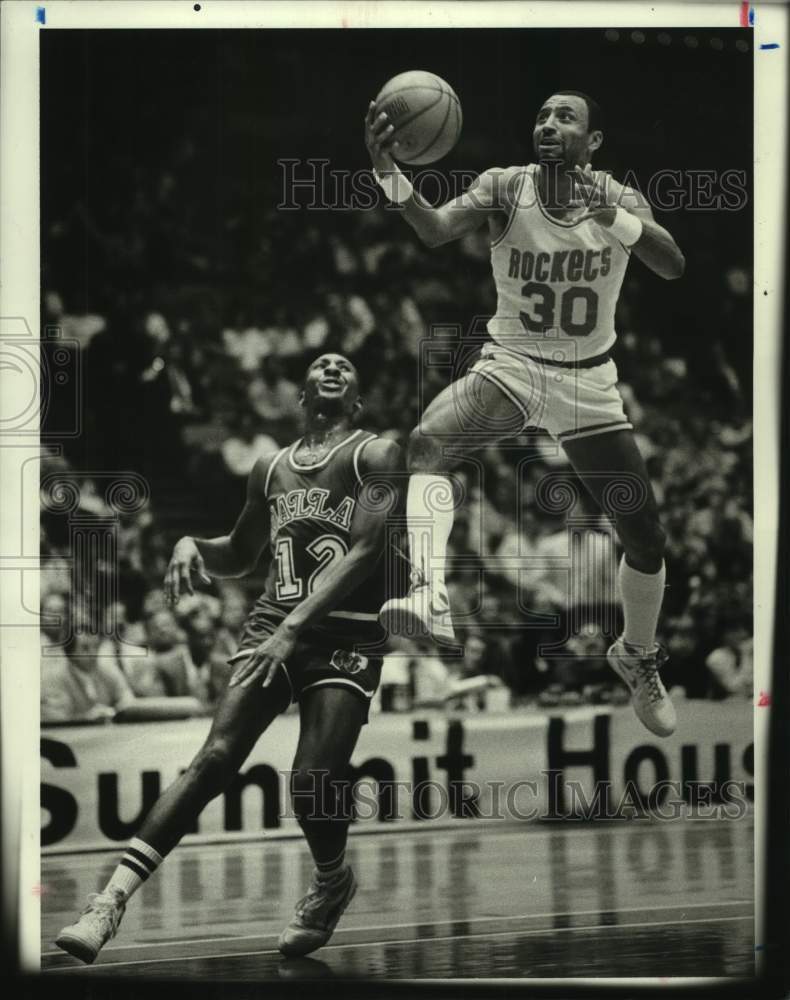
620, 188, 685, 280
574, 167, 685, 280
403, 169, 504, 247
164, 453, 273, 604
364, 101, 502, 247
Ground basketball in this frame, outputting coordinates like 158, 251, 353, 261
375, 70, 462, 165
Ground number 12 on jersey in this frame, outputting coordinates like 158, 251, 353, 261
274, 534, 349, 601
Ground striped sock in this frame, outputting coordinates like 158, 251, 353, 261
104, 838, 164, 899
315, 850, 347, 881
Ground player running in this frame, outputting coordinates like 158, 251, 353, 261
364, 90, 685, 738
55, 353, 404, 963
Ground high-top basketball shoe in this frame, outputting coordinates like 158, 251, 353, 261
55, 887, 127, 964
278, 866, 357, 957
379, 572, 455, 644
607, 638, 676, 737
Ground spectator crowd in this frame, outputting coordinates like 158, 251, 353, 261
40, 149, 754, 723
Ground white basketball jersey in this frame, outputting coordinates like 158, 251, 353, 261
488, 163, 630, 362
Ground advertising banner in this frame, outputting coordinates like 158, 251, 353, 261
41, 701, 754, 853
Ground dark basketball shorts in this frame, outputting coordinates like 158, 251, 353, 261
232, 613, 384, 722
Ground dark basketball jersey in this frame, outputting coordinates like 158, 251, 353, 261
249, 428, 398, 648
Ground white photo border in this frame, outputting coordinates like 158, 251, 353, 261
0, 0, 786, 985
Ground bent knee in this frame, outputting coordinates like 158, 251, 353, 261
190, 739, 236, 791
619, 518, 667, 570
291, 766, 324, 819
407, 425, 456, 474
290, 764, 349, 816
290, 765, 317, 796
407, 425, 439, 469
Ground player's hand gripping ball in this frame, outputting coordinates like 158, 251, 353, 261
369, 70, 462, 166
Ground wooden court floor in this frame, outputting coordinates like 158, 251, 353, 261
40, 815, 754, 981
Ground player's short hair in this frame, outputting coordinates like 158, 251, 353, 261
551, 91, 604, 132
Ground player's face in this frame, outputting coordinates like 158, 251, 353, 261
302, 354, 361, 416
533, 95, 600, 166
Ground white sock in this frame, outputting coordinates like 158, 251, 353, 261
406, 474, 455, 590
104, 837, 164, 899
618, 555, 666, 652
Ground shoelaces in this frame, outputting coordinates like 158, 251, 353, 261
83, 892, 123, 938
635, 660, 664, 704
296, 879, 326, 919
296, 873, 346, 922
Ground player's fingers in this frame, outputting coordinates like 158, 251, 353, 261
194, 554, 211, 586
172, 566, 182, 603
371, 120, 394, 143
261, 660, 280, 688
179, 563, 193, 597
576, 193, 603, 212
229, 666, 249, 688
365, 101, 377, 126
374, 130, 398, 158
584, 164, 606, 198
167, 564, 179, 603
573, 165, 591, 187
229, 653, 256, 687
572, 173, 603, 208
572, 171, 593, 199
241, 655, 269, 688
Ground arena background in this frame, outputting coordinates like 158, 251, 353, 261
40, 26, 752, 700
35, 23, 759, 981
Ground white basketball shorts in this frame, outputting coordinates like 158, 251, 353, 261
470, 342, 633, 443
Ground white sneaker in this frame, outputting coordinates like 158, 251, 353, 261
278, 866, 357, 957
607, 638, 676, 737
55, 887, 127, 963
379, 577, 455, 643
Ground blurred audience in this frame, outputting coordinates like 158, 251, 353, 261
705, 624, 753, 700
40, 169, 753, 718
41, 629, 136, 724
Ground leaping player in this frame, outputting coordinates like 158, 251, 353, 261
365, 90, 685, 737
56, 354, 404, 962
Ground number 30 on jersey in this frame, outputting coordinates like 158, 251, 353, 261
519, 282, 599, 338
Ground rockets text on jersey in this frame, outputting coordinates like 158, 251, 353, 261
488, 163, 631, 362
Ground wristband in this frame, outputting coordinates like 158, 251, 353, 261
374, 167, 414, 204
608, 206, 643, 246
